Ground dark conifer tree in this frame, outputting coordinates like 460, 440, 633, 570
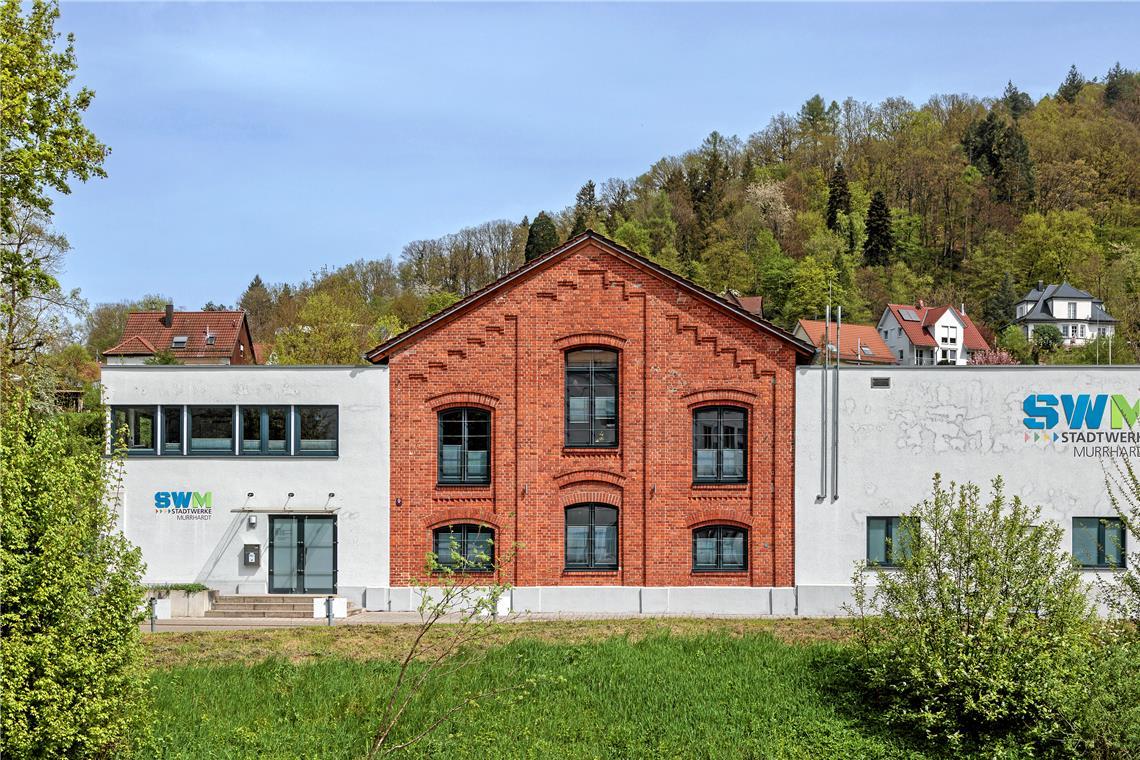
1103, 62, 1136, 106
524, 212, 559, 262
1056, 65, 1085, 104
570, 181, 598, 237
1001, 81, 1033, 120
863, 190, 893, 266
982, 272, 1019, 330
825, 162, 851, 232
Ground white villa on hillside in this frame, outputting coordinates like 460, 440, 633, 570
1012, 281, 1116, 346
876, 302, 989, 365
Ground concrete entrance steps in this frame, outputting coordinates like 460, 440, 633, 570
206, 594, 362, 619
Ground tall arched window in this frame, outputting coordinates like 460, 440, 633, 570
692, 406, 747, 483
565, 349, 618, 447
565, 504, 618, 570
438, 408, 491, 484
432, 524, 494, 572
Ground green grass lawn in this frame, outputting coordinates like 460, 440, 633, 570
140, 620, 933, 759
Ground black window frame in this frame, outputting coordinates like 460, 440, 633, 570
437, 407, 491, 485
161, 405, 183, 455
187, 405, 237, 456
240, 405, 290, 456
1072, 517, 1127, 569
564, 503, 619, 571
294, 405, 338, 457
692, 525, 748, 572
432, 523, 495, 573
691, 406, 748, 484
867, 516, 917, 568
564, 348, 619, 448
110, 405, 158, 455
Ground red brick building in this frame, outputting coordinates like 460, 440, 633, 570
367, 232, 813, 592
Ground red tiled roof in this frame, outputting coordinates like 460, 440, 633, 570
103, 335, 155, 356
795, 320, 897, 364
884, 304, 989, 351
725, 293, 764, 318
104, 311, 253, 360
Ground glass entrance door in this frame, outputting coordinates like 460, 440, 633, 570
269, 515, 337, 593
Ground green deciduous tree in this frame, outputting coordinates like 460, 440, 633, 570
1, 0, 109, 232
862, 190, 893, 266
997, 324, 1032, 364
1031, 323, 1064, 358
850, 475, 1094, 754
523, 212, 559, 262
1, 392, 150, 757
274, 292, 365, 365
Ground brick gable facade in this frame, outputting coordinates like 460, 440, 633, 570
379, 235, 807, 588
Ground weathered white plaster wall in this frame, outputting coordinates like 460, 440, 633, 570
795, 365, 1140, 615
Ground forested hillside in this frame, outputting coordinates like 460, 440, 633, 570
92, 65, 1140, 364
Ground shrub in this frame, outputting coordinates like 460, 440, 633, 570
1, 393, 150, 757
849, 475, 1095, 754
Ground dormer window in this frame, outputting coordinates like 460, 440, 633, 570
1067, 302, 1077, 319
205, 330, 216, 346
171, 336, 188, 349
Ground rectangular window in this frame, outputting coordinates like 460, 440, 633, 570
241, 406, 289, 455
162, 406, 182, 455
1073, 517, 1126, 568
692, 407, 747, 483
565, 504, 618, 570
295, 406, 338, 456
867, 516, 916, 567
111, 406, 157, 454
565, 349, 618, 447
1079, 324, 1086, 338
189, 406, 235, 454
692, 525, 747, 571
438, 408, 491, 484
1068, 302, 1077, 319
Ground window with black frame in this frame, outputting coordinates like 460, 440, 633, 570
692, 525, 747, 571
1073, 517, 1126, 569
432, 524, 494, 572
162, 406, 182, 454
692, 406, 747, 483
565, 349, 618, 447
241, 406, 288, 455
438, 407, 490, 484
565, 503, 618, 570
295, 406, 338, 456
189, 406, 235, 454
111, 406, 156, 454
867, 516, 917, 567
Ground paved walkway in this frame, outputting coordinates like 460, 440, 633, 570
139, 610, 769, 633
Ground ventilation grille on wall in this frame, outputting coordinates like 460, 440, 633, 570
871, 377, 891, 389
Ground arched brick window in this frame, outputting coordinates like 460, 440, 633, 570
432, 523, 494, 572
692, 525, 747, 571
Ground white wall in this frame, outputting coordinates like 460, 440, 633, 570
795, 365, 1140, 615
102, 366, 389, 605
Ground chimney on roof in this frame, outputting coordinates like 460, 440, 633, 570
960, 302, 965, 315
163, 304, 174, 328
1037, 280, 1044, 292
917, 299, 925, 310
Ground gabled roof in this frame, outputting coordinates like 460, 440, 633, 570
884, 303, 989, 351
104, 310, 255, 360
795, 319, 896, 364
103, 335, 155, 356
723, 292, 764, 318
365, 230, 815, 363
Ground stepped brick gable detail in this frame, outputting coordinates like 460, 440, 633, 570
372, 233, 811, 588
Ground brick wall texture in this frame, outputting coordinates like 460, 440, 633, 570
384, 237, 802, 587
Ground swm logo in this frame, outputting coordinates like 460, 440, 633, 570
154, 491, 213, 509
1022, 393, 1140, 431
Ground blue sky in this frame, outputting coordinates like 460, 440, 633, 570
52, 2, 1138, 308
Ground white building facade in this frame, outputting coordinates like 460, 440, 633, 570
877, 303, 988, 366
795, 365, 1139, 616
102, 366, 390, 609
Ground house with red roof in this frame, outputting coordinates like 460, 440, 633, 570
793, 319, 896, 365
103, 305, 258, 365
876, 301, 989, 365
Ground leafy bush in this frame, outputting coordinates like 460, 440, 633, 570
849, 475, 1095, 754
1, 393, 150, 757
146, 583, 210, 594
